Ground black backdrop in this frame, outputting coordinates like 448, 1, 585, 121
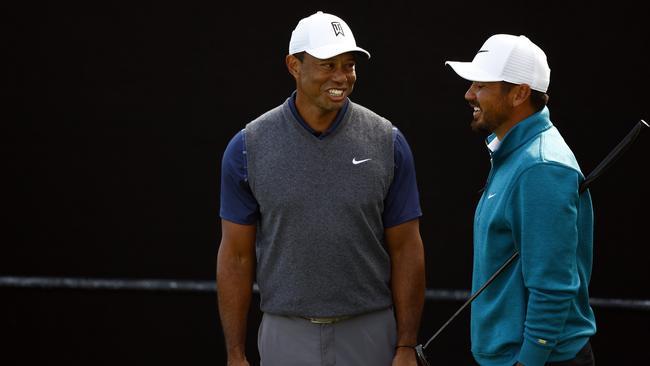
3, 1, 649, 364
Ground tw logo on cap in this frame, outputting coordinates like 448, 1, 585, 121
331, 22, 344, 36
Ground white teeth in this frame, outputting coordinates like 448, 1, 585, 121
474, 107, 480, 112
328, 89, 343, 96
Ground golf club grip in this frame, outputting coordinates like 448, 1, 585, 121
580, 119, 648, 193
415, 344, 431, 366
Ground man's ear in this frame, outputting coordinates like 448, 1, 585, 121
511, 84, 531, 107
286, 54, 301, 78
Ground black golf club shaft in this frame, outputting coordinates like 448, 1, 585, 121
580, 119, 648, 193
422, 250, 519, 350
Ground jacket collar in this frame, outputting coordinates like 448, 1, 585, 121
486, 106, 553, 160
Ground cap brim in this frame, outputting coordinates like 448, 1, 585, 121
307, 44, 371, 60
444, 61, 501, 82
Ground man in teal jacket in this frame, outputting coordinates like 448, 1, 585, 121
445, 34, 596, 366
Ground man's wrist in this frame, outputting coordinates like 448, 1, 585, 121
395, 344, 417, 355
396, 344, 417, 350
226, 345, 246, 361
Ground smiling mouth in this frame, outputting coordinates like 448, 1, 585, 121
328, 88, 344, 97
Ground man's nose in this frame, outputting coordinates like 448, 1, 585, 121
465, 85, 476, 101
331, 67, 348, 83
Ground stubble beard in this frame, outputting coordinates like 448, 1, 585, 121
470, 116, 493, 134
470, 107, 510, 135
470, 119, 484, 133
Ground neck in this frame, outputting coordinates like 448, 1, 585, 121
494, 105, 538, 139
294, 97, 340, 133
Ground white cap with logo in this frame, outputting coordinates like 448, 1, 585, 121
289, 11, 371, 60
445, 34, 550, 93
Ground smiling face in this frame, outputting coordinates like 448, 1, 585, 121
287, 52, 357, 127
464, 81, 517, 136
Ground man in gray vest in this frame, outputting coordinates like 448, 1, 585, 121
217, 11, 425, 366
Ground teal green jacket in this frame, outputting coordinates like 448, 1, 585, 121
471, 107, 596, 366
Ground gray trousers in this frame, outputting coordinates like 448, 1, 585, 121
258, 307, 397, 366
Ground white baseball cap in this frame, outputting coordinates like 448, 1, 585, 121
289, 11, 370, 59
445, 34, 550, 92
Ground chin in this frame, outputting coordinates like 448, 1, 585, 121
471, 120, 491, 134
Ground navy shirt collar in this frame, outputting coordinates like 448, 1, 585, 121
288, 90, 349, 139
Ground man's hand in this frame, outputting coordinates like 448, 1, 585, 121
227, 358, 250, 366
392, 346, 418, 366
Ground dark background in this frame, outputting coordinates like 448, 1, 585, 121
3, 1, 648, 364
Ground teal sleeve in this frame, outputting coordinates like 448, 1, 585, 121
508, 163, 582, 366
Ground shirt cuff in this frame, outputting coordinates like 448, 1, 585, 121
518, 338, 553, 366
